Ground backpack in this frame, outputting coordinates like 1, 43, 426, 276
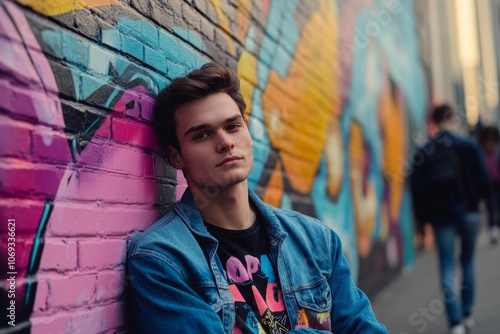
424, 141, 467, 208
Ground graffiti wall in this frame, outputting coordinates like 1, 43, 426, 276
0, 0, 428, 332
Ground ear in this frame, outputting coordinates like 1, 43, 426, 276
243, 117, 254, 147
167, 146, 184, 169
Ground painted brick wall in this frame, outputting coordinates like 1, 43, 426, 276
0, 0, 428, 332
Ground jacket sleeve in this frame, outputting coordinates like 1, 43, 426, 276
327, 230, 388, 333
127, 252, 226, 333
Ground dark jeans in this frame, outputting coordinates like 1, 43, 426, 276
432, 212, 480, 326
486, 183, 500, 229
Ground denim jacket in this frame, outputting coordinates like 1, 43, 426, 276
127, 188, 387, 333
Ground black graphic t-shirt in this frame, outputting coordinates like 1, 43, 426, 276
206, 218, 291, 334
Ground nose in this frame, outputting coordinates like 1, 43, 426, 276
216, 132, 235, 153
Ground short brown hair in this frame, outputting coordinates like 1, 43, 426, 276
153, 62, 246, 151
431, 104, 455, 125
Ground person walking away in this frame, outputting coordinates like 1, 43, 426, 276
410, 104, 491, 334
478, 126, 500, 244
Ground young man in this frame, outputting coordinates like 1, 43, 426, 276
410, 104, 490, 334
127, 62, 387, 333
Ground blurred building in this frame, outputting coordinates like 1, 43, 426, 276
415, 0, 500, 130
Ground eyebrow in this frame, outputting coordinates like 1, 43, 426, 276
183, 114, 243, 137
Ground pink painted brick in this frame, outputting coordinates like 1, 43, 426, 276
32, 127, 72, 163
96, 269, 125, 302
20, 235, 37, 263
31, 304, 124, 334
30, 91, 63, 125
11, 88, 62, 125
78, 239, 127, 270
0, 88, 59, 126
101, 206, 160, 234
0, 79, 14, 112
0, 39, 40, 85
0, 7, 21, 42
48, 203, 159, 237
32, 278, 49, 314
70, 308, 107, 334
0, 116, 32, 157
9, 86, 37, 118
4, 1, 42, 52
0, 237, 35, 277
47, 274, 96, 309
97, 302, 126, 331
30, 312, 72, 334
27, 49, 60, 94
39, 238, 77, 272
0, 198, 45, 233
112, 117, 157, 149
47, 202, 104, 237
0, 159, 64, 197
71, 302, 125, 334
55, 169, 157, 204
140, 95, 155, 121
114, 87, 141, 118
95, 116, 111, 139
79, 140, 154, 177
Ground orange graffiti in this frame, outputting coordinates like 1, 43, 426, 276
349, 122, 377, 257
262, 160, 285, 208
378, 74, 406, 225
261, 0, 341, 197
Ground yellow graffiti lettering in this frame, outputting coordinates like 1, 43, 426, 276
17, 0, 115, 16
262, 0, 341, 195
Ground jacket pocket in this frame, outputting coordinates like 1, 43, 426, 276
294, 281, 332, 330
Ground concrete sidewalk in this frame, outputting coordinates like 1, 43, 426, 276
371, 225, 500, 334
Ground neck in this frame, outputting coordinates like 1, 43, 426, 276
437, 120, 454, 132
191, 181, 256, 230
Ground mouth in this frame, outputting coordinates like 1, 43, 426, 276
216, 156, 242, 167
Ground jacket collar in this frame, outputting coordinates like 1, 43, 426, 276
174, 187, 287, 239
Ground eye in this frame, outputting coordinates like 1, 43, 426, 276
226, 123, 241, 131
193, 132, 209, 140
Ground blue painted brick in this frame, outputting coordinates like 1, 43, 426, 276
175, 43, 203, 69
79, 72, 111, 103
101, 28, 123, 51
144, 46, 167, 74
259, 38, 275, 68
172, 27, 205, 53
62, 33, 89, 67
142, 21, 159, 49
116, 17, 143, 40
122, 35, 144, 61
271, 47, 292, 77
165, 59, 187, 80
88, 44, 114, 76
40, 29, 63, 59
159, 31, 181, 64
116, 18, 159, 51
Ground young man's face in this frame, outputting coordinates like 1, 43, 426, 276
168, 92, 254, 193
